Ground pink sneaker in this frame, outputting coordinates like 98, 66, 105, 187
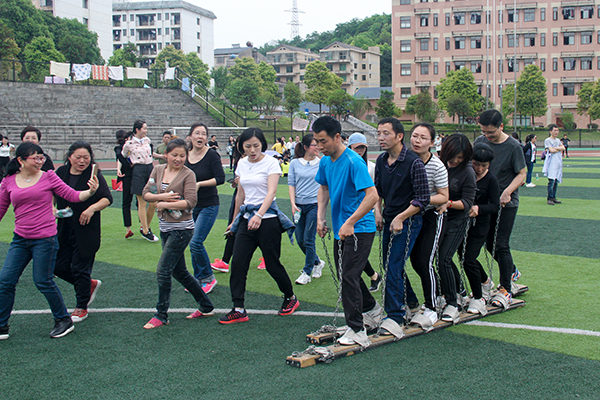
201, 278, 217, 294
257, 257, 266, 270
211, 259, 229, 273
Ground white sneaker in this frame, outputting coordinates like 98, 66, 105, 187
311, 260, 325, 279
338, 327, 370, 347
422, 308, 438, 325
525, 183, 536, 188
295, 271, 311, 285
467, 298, 488, 316
482, 278, 494, 301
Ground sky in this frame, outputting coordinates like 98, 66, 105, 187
189, 0, 392, 49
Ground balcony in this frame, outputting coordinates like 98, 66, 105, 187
560, 76, 594, 83
334, 69, 351, 75
414, 8, 430, 15
504, 2, 538, 9
452, 5, 483, 12
561, 25, 595, 33
561, 51, 595, 58
414, 32, 431, 38
561, 0, 594, 6
505, 28, 538, 35
415, 81, 431, 87
505, 53, 538, 60
560, 102, 578, 108
452, 55, 484, 62
452, 30, 483, 37
414, 56, 431, 63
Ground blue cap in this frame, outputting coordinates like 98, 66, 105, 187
348, 133, 368, 147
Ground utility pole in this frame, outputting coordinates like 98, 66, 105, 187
285, 0, 305, 39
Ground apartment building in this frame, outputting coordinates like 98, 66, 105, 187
31, 0, 113, 61
112, 1, 215, 68
266, 45, 318, 90
392, 0, 600, 126
214, 44, 268, 68
320, 42, 381, 94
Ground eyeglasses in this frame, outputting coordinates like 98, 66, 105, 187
26, 156, 46, 163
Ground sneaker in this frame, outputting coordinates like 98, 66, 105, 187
311, 260, 325, 279
362, 302, 383, 330
552, 199, 562, 204
257, 257, 266, 270
71, 308, 88, 323
369, 273, 383, 292
211, 259, 229, 273
512, 268, 521, 282
491, 286, 513, 308
219, 309, 249, 324
141, 229, 159, 242
0, 325, 9, 340
441, 305, 460, 323
278, 295, 299, 315
525, 183, 536, 188
467, 298, 488, 315
50, 317, 74, 338
186, 310, 215, 319
89, 279, 102, 306
408, 301, 420, 312
338, 328, 370, 347
482, 278, 494, 301
125, 230, 134, 239
201, 278, 217, 294
295, 271, 311, 285
547, 199, 555, 205
422, 308, 438, 325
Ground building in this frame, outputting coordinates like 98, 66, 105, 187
112, 1, 215, 68
214, 44, 268, 68
319, 42, 381, 94
392, 0, 600, 126
266, 44, 318, 90
31, 0, 113, 61
354, 86, 392, 120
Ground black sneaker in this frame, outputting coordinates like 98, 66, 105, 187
0, 325, 9, 340
369, 273, 383, 292
278, 295, 299, 315
50, 317, 74, 338
552, 199, 562, 204
141, 229, 159, 242
219, 309, 249, 324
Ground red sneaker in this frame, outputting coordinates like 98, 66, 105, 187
219, 309, 249, 324
71, 308, 88, 323
89, 279, 102, 305
257, 257, 266, 270
211, 259, 229, 273
278, 295, 299, 316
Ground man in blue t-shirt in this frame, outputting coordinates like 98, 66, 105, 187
314, 116, 379, 347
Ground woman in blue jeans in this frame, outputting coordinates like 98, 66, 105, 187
185, 123, 225, 294
288, 134, 324, 285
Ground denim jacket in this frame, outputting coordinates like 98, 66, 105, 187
230, 200, 295, 244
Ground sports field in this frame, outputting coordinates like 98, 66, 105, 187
1, 154, 599, 399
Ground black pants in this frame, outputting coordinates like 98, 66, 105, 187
485, 207, 517, 290
121, 176, 133, 227
407, 210, 442, 310
229, 217, 293, 308
363, 260, 375, 277
0, 156, 9, 183
222, 188, 237, 264
334, 233, 377, 332
54, 229, 95, 309
438, 216, 469, 308
457, 220, 489, 299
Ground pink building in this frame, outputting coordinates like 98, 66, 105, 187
392, 0, 600, 127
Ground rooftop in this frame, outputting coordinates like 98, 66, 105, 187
354, 87, 392, 99
112, 1, 216, 19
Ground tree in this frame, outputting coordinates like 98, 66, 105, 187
304, 61, 342, 113
211, 66, 228, 98
349, 96, 371, 119
185, 53, 210, 87
516, 64, 547, 126
257, 61, 277, 95
283, 81, 303, 127
51, 17, 103, 64
445, 93, 472, 126
0, 22, 20, 60
108, 42, 140, 67
225, 78, 261, 112
0, 0, 51, 52
154, 45, 189, 71
22, 36, 64, 82
501, 83, 516, 126
375, 90, 401, 118
436, 68, 482, 120
261, 91, 280, 115
559, 110, 575, 130
327, 89, 352, 118
577, 81, 595, 127
404, 90, 439, 123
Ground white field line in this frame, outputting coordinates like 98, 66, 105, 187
11, 308, 600, 337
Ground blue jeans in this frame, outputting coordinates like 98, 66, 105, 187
295, 203, 320, 275
547, 179, 558, 200
190, 205, 219, 283
382, 216, 422, 324
0, 234, 67, 327
155, 229, 213, 323
526, 162, 534, 184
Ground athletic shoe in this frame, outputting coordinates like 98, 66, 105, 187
71, 308, 88, 323
491, 286, 513, 308
422, 308, 438, 325
141, 229, 159, 242
467, 298, 488, 315
186, 310, 215, 319
295, 271, 311, 285
50, 317, 74, 338
311, 260, 325, 279
278, 295, 299, 315
201, 278, 217, 294
369, 273, 383, 292
512, 268, 521, 282
257, 257, 266, 270
0, 325, 9, 340
547, 199, 555, 205
211, 259, 229, 273
552, 199, 562, 204
125, 230, 134, 239
89, 279, 102, 305
219, 309, 249, 324
481, 278, 494, 301
338, 328, 370, 347
525, 183, 536, 188
143, 317, 167, 329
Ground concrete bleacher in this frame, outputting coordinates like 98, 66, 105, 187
0, 81, 238, 161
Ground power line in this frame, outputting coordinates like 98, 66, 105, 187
285, 0, 305, 39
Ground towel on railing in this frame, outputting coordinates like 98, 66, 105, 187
165, 67, 175, 80
44, 76, 66, 84
50, 61, 70, 78
72, 63, 91, 81
182, 77, 190, 91
126, 67, 148, 80
108, 66, 123, 81
92, 65, 109, 80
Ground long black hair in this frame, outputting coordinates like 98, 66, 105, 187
6, 142, 44, 176
294, 134, 314, 159
64, 140, 95, 165
116, 129, 130, 146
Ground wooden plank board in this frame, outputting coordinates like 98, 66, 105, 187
287, 299, 526, 368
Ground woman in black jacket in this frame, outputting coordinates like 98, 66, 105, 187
54, 141, 113, 323
523, 134, 537, 188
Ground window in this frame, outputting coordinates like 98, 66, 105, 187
581, 6, 594, 19
340, 64, 347, 71
286, 66, 293, 73
361, 53, 366, 59
445, 37, 450, 50
401, 88, 411, 98
130, 29, 134, 36
487, 60, 491, 73
445, 61, 450, 73
354, 74, 357, 80
434, 62, 438, 74
172, 13, 180, 25
273, 66, 280, 73
582, 32, 592, 45
564, 33, 575, 45
400, 16, 411, 28
165, 27, 170, 34
552, 7, 558, 21
433, 37, 438, 50
498, 35, 502, 48
582, 58, 592, 70
508, 35, 518, 48
471, 36, 481, 49
563, 7, 574, 20
454, 61, 465, 70
471, 61, 481, 73
445, 13, 450, 26
157, 13, 161, 21
421, 63, 429, 75
507, 59, 518, 72
421, 15, 429, 26
454, 12, 465, 25
113, 29, 121, 42
400, 0, 410, 4
486, 10, 491, 24
487, 35, 491, 49
564, 58, 576, 71
498, 10, 502, 23
541, 33, 545, 46
540, 59, 545, 71
197, 32, 200, 39
508, 9, 518, 22
598, 32, 600, 44
157, 28, 161, 35
455, 37, 465, 49
299, 64, 306, 70
498, 59, 503, 73
362, 75, 366, 81
401, 64, 411, 76
563, 83, 575, 96
197, 18, 200, 25
362, 64, 367, 69
553, 58, 558, 71
524, 9, 535, 22
524, 35, 535, 47
327, 64, 333, 71
130, 14, 134, 22
82, 0, 88, 9
433, 13, 438, 26
470, 12, 481, 24
82, 18, 88, 26
553, 83, 558, 96
553, 32, 558, 46
498, 85, 503, 98
165, 13, 169, 20
158, 43, 162, 50
420, 39, 429, 51
598, 57, 600, 70
540, 8, 545, 21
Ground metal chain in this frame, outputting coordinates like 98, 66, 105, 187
432, 211, 445, 314
291, 345, 334, 363
314, 225, 343, 335
484, 206, 503, 284
457, 217, 472, 301
401, 218, 413, 322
